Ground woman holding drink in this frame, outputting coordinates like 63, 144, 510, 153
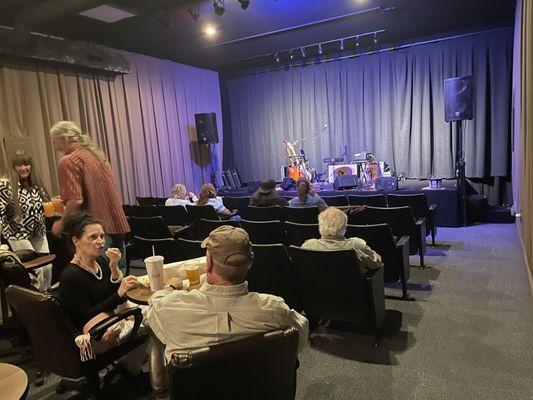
0, 150, 53, 290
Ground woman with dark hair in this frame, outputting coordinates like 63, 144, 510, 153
0, 149, 52, 290
249, 178, 288, 207
288, 178, 327, 210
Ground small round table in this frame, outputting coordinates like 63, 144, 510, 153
127, 281, 203, 305
0, 363, 29, 400
23, 254, 56, 271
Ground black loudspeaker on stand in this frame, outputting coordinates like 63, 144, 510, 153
444, 76, 473, 227
195, 112, 219, 144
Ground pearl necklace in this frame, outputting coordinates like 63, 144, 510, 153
74, 254, 103, 280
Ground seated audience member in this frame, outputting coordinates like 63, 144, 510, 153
302, 206, 382, 273
58, 211, 145, 373
250, 178, 288, 207
289, 179, 327, 210
196, 183, 235, 218
146, 226, 309, 389
165, 183, 197, 207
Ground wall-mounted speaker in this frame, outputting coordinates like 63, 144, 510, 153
444, 76, 473, 122
333, 175, 359, 190
195, 112, 219, 144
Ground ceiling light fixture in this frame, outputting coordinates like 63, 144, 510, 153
355, 36, 360, 47
373, 32, 378, 44
213, 0, 225, 16
274, 52, 281, 63
318, 43, 323, 55
340, 38, 344, 51
205, 26, 217, 36
300, 47, 306, 58
289, 50, 295, 60
238, 0, 250, 10
187, 5, 200, 22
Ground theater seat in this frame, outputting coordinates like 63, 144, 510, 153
167, 328, 299, 400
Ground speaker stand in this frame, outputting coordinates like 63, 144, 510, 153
455, 120, 467, 227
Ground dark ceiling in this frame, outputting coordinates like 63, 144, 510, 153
0, 0, 516, 73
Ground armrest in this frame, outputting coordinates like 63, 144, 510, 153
395, 235, 410, 249
134, 236, 175, 244
172, 225, 193, 239
415, 217, 426, 227
364, 267, 385, 327
429, 204, 437, 212
89, 307, 143, 342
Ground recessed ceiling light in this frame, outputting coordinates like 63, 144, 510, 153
79, 4, 137, 23
205, 26, 217, 36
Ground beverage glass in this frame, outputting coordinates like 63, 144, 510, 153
43, 202, 55, 217
144, 255, 164, 291
52, 196, 64, 215
184, 265, 201, 285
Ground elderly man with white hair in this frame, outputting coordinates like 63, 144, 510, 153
302, 206, 382, 272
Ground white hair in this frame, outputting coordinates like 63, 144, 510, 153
318, 207, 347, 238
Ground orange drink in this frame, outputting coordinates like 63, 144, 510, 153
184, 265, 201, 285
43, 202, 55, 217
52, 196, 64, 215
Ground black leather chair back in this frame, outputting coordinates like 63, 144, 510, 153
176, 238, 206, 260
241, 220, 287, 245
283, 207, 319, 223
322, 195, 349, 206
134, 236, 180, 263
248, 244, 302, 311
130, 205, 159, 218
387, 194, 431, 235
348, 194, 387, 207
246, 206, 285, 221
360, 206, 419, 250
155, 205, 190, 227
6, 285, 82, 378
223, 197, 251, 218
129, 216, 173, 239
186, 205, 220, 224
284, 222, 320, 247
152, 197, 167, 206
198, 219, 239, 241
288, 246, 385, 331
136, 196, 154, 206
167, 328, 299, 400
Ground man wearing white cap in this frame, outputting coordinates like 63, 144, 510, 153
146, 225, 308, 392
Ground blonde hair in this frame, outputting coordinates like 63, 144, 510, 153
198, 183, 217, 206
318, 207, 347, 238
171, 184, 187, 199
50, 121, 107, 164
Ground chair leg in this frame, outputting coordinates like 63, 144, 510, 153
431, 230, 436, 246
419, 244, 425, 268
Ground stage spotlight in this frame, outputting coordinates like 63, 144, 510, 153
340, 38, 344, 51
373, 32, 378, 44
238, 0, 250, 10
318, 43, 323, 55
213, 0, 225, 16
187, 5, 200, 22
274, 52, 281, 63
300, 47, 306, 58
205, 26, 217, 36
289, 50, 295, 60
355, 36, 360, 47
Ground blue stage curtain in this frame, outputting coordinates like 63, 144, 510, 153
224, 28, 513, 182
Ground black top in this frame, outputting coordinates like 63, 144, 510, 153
59, 256, 124, 330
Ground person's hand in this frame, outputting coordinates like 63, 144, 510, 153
51, 219, 64, 236
165, 277, 184, 290
105, 248, 122, 265
117, 275, 140, 297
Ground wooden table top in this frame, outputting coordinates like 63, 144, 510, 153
0, 363, 28, 400
127, 280, 203, 305
23, 254, 56, 270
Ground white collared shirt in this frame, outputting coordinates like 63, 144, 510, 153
146, 281, 309, 362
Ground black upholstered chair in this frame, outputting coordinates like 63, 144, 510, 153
186, 205, 220, 222
246, 206, 285, 221
129, 216, 173, 239
154, 205, 190, 227
167, 328, 299, 400
198, 219, 239, 241
348, 206, 426, 267
136, 196, 154, 206
346, 224, 411, 299
129, 205, 159, 218
152, 197, 167, 206
284, 222, 320, 247
133, 236, 180, 263
176, 238, 206, 261
222, 197, 251, 218
248, 244, 302, 310
241, 220, 287, 245
6, 285, 147, 398
347, 194, 387, 207
283, 207, 319, 224
387, 193, 438, 245
321, 195, 349, 206
288, 246, 386, 345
